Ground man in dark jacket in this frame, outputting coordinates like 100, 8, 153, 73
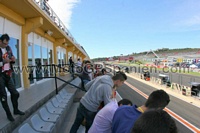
0, 34, 25, 122
69, 56, 74, 73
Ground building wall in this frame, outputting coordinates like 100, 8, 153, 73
0, 1, 88, 89
0, 16, 23, 88
0, 16, 67, 89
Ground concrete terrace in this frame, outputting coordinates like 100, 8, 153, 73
0, 74, 81, 133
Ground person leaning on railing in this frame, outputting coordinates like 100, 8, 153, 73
112, 90, 170, 133
70, 71, 127, 133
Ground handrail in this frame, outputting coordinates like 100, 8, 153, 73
28, 64, 82, 94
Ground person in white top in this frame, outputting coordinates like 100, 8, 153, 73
0, 34, 25, 122
76, 58, 82, 67
88, 98, 132, 133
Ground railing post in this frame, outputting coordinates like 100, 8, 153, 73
39, 0, 44, 9
53, 64, 58, 94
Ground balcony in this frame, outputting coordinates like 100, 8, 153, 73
33, 0, 87, 55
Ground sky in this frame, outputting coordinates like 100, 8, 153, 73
48, 0, 200, 59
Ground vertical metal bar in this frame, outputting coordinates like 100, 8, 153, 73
53, 64, 58, 94
180, 75, 182, 85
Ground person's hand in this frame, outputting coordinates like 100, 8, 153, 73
3, 58, 10, 63
10, 56, 15, 62
110, 88, 117, 99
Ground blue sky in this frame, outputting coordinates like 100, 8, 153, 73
49, 0, 200, 59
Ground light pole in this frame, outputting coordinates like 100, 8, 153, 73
120, 54, 123, 63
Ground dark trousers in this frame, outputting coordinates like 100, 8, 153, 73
0, 73, 19, 116
70, 103, 97, 133
69, 64, 74, 74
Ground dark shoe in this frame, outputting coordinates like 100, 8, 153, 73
14, 110, 25, 115
7, 115, 15, 122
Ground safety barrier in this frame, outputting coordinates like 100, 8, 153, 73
107, 64, 199, 99
155, 78, 162, 85
150, 77, 155, 83
132, 72, 137, 77
171, 83, 178, 92
130, 72, 196, 98
140, 74, 144, 79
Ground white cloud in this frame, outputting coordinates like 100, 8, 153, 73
173, 15, 200, 31
48, 0, 80, 29
184, 15, 200, 26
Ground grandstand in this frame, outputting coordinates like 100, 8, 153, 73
134, 48, 200, 59
93, 48, 200, 64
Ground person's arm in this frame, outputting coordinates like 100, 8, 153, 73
103, 85, 112, 105
84, 78, 96, 91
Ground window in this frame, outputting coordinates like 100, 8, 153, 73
57, 51, 61, 65
9, 37, 21, 88
34, 45, 42, 81
42, 47, 48, 77
63, 53, 66, 65
48, 49, 53, 76
28, 43, 34, 84
61, 52, 64, 66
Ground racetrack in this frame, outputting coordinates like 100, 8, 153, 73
117, 76, 200, 133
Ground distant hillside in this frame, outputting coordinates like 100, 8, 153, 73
92, 48, 200, 61
132, 48, 200, 56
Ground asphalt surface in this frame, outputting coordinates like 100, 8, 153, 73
117, 76, 200, 133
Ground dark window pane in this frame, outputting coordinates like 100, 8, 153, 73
34, 45, 42, 81
9, 37, 21, 88
28, 44, 34, 84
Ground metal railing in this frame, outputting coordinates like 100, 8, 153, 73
28, 64, 82, 94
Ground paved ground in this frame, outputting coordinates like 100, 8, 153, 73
0, 74, 72, 132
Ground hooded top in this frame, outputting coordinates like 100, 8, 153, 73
80, 75, 114, 112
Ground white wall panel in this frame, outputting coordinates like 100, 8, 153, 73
63, 48, 66, 54
68, 52, 72, 58
28, 32, 34, 43
74, 54, 77, 61
60, 47, 66, 54
33, 33, 41, 46
42, 38, 48, 48
56, 46, 60, 52
0, 16, 4, 34
4, 19, 21, 39
48, 41, 53, 50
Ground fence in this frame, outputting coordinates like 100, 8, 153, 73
131, 70, 200, 99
